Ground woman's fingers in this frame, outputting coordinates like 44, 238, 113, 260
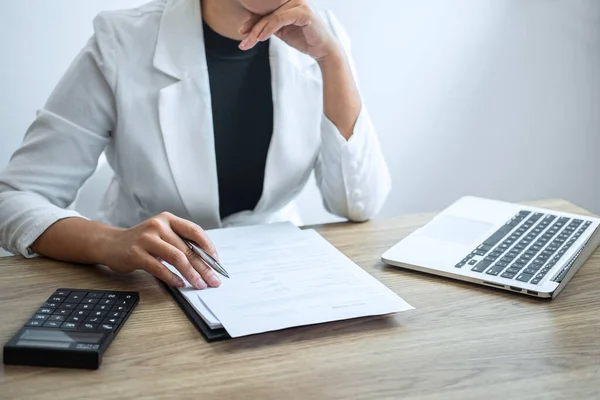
189, 249, 221, 288
239, 15, 262, 35
258, 9, 311, 42
144, 235, 207, 290
169, 214, 219, 260
240, 17, 272, 50
111, 212, 222, 290
240, 7, 309, 50
160, 229, 221, 288
133, 246, 185, 288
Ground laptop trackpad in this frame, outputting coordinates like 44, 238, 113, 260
418, 215, 493, 246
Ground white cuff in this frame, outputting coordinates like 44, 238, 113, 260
319, 107, 385, 221
320, 106, 370, 161
14, 209, 85, 258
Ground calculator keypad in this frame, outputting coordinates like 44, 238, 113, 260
25, 290, 138, 332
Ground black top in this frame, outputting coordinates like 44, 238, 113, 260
203, 21, 274, 220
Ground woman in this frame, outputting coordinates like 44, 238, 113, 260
0, 0, 390, 290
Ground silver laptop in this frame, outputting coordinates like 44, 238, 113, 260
382, 196, 600, 298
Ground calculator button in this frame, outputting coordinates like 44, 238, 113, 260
81, 323, 97, 330
43, 302, 59, 309
98, 324, 116, 331
37, 307, 53, 314
103, 293, 119, 299
49, 296, 64, 302
85, 292, 103, 299
93, 304, 111, 311
48, 315, 66, 322
111, 305, 129, 312
33, 314, 49, 321
108, 311, 122, 318
54, 290, 71, 296
72, 310, 90, 317
26, 320, 43, 327
82, 298, 99, 305
58, 303, 77, 310
103, 317, 122, 325
116, 299, 135, 306
67, 315, 85, 323
99, 299, 115, 306
85, 316, 103, 323
76, 304, 94, 311
54, 309, 72, 316
90, 311, 107, 318
119, 293, 137, 300
61, 322, 79, 329
64, 292, 86, 303
42, 321, 62, 328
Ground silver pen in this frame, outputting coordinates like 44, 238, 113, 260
183, 239, 230, 279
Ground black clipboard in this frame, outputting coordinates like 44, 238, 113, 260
159, 280, 231, 342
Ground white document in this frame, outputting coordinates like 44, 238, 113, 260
194, 224, 413, 338
163, 222, 305, 329
163, 262, 222, 328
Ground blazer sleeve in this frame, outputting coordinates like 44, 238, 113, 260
314, 10, 392, 222
0, 15, 117, 257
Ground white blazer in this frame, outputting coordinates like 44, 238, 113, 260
0, 0, 391, 257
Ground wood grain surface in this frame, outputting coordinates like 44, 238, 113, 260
1, 199, 599, 400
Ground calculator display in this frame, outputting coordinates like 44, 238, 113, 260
18, 328, 104, 344
17, 340, 71, 349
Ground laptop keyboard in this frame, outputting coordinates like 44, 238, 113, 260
455, 210, 592, 285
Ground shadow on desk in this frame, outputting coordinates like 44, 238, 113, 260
214, 315, 405, 352
153, 279, 408, 352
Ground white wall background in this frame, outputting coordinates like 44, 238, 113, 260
1, 0, 599, 239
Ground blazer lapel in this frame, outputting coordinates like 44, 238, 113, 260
253, 37, 323, 213
154, 0, 221, 228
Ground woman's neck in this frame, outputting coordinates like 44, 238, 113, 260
201, 0, 250, 41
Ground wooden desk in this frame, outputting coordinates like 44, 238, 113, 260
1, 199, 599, 399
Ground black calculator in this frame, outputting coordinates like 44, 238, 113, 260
3, 289, 139, 370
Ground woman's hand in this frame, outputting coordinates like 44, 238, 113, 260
102, 212, 221, 290
238, 0, 341, 62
